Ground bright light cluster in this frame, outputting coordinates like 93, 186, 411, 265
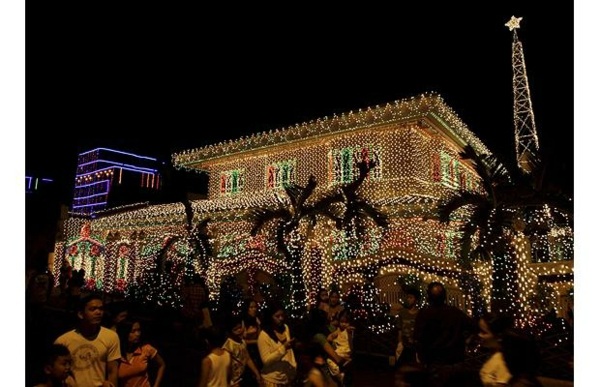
53, 92, 573, 329
172, 93, 491, 173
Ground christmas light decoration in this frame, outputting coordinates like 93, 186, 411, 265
52, 92, 573, 335
72, 148, 162, 215
506, 16, 540, 173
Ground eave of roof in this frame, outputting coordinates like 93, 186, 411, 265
172, 92, 491, 172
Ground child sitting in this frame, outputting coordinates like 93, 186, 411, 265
326, 310, 354, 385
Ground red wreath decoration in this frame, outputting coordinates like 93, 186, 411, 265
90, 245, 101, 256
68, 245, 78, 256
118, 245, 129, 257
115, 278, 126, 292
85, 278, 96, 290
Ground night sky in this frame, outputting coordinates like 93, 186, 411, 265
25, 3, 574, 203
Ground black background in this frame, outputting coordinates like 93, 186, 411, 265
26, 2, 574, 203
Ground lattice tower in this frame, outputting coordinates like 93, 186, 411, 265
506, 16, 540, 173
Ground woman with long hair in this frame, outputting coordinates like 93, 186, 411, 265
241, 298, 263, 371
257, 301, 297, 386
116, 319, 166, 387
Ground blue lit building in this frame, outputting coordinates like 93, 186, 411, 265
25, 175, 54, 194
72, 148, 163, 215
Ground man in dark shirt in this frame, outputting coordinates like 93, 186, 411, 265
414, 281, 477, 387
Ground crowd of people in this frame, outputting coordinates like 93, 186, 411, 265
26, 267, 569, 387
27, 284, 358, 387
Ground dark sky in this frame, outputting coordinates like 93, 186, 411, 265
26, 3, 574, 202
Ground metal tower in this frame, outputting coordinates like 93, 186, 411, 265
505, 16, 540, 173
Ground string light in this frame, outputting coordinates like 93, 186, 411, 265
53, 92, 573, 334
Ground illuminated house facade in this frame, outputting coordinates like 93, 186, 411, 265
53, 94, 573, 317
71, 148, 163, 215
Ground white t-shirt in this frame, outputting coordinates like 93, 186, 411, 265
55, 327, 121, 387
480, 351, 512, 386
206, 351, 231, 387
333, 329, 352, 358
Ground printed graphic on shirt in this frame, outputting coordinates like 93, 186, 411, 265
72, 344, 100, 370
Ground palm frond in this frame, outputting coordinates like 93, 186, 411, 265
247, 207, 291, 236
347, 200, 389, 229
283, 183, 303, 208
460, 145, 512, 193
437, 191, 488, 223
297, 175, 318, 210
342, 159, 378, 197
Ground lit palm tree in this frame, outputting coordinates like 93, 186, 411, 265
437, 145, 572, 317
248, 174, 340, 317
248, 159, 388, 317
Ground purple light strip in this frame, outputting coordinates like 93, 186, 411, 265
73, 192, 109, 201
79, 147, 157, 161
74, 180, 111, 189
26, 176, 53, 189
72, 201, 108, 209
77, 159, 158, 173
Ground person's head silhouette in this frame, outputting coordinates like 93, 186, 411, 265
426, 281, 447, 307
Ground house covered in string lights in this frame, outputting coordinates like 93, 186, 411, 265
52, 93, 573, 320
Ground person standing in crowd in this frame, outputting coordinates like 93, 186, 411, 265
104, 301, 129, 331
298, 308, 348, 387
413, 281, 477, 387
301, 342, 338, 387
116, 319, 166, 387
257, 302, 297, 387
501, 329, 543, 387
241, 298, 263, 374
58, 258, 73, 298
54, 293, 121, 387
197, 326, 231, 387
222, 315, 262, 387
315, 288, 330, 315
26, 256, 53, 323
66, 269, 85, 313
328, 289, 345, 331
181, 273, 212, 338
478, 312, 513, 386
396, 287, 420, 367
327, 290, 345, 330
32, 343, 76, 387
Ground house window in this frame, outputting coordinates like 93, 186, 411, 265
435, 151, 480, 191
266, 160, 296, 190
329, 145, 382, 184
219, 169, 245, 195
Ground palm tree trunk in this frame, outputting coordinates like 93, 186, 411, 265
284, 246, 307, 318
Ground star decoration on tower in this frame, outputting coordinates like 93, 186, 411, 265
505, 16, 523, 31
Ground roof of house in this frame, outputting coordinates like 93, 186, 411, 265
171, 92, 491, 172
